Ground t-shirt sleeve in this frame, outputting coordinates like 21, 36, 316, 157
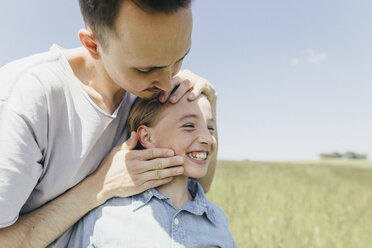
0, 73, 47, 227
0, 102, 44, 227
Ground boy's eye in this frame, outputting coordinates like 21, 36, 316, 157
208, 126, 215, 132
182, 124, 195, 128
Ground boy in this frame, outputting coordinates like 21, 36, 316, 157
67, 92, 235, 247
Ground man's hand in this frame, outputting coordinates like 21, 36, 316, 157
90, 132, 185, 204
159, 69, 217, 104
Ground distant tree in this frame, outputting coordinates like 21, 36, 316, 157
331, 152, 343, 158
358, 154, 368, 160
320, 151, 368, 160
320, 152, 342, 159
343, 151, 357, 159
320, 153, 332, 159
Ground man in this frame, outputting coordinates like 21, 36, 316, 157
0, 1, 218, 247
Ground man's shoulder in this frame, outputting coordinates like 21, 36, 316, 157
1, 46, 73, 93
0, 46, 77, 113
1, 47, 65, 80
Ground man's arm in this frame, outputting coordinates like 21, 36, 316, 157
0, 174, 103, 248
0, 133, 185, 247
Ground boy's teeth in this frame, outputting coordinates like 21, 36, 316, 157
187, 152, 208, 160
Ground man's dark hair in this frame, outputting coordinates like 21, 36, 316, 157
78, 0, 191, 47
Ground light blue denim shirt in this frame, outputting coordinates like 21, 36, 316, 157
68, 179, 237, 248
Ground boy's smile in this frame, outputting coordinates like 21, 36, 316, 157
144, 94, 216, 178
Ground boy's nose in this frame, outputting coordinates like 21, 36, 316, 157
198, 129, 217, 148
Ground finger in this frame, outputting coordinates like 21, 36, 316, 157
159, 84, 179, 103
133, 155, 184, 174
159, 90, 169, 103
121, 131, 138, 150
175, 69, 191, 80
138, 177, 174, 192
195, 84, 217, 104
130, 147, 175, 161
188, 82, 204, 101
169, 79, 193, 103
143, 165, 185, 181
171, 75, 183, 87
159, 69, 192, 103
146, 156, 184, 170
159, 75, 183, 102
159, 76, 182, 103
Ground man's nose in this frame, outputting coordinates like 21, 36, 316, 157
153, 68, 173, 92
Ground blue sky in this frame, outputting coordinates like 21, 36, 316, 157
1, 0, 372, 161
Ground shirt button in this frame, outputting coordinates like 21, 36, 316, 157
174, 218, 179, 225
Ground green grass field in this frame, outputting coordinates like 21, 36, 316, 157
206, 160, 372, 248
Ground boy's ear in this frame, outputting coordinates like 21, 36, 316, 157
78, 28, 101, 60
137, 125, 155, 149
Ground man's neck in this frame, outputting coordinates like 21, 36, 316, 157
64, 47, 126, 115
156, 176, 193, 210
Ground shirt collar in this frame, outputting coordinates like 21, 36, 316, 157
131, 179, 217, 225
183, 179, 217, 225
131, 187, 168, 211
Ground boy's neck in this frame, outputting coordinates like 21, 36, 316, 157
156, 175, 193, 210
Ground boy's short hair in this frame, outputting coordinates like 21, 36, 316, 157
127, 97, 165, 135
78, 0, 192, 48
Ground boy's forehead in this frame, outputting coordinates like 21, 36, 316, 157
164, 95, 211, 118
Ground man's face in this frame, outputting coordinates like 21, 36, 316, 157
99, 2, 192, 99
149, 95, 216, 178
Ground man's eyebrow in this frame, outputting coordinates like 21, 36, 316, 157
137, 48, 191, 70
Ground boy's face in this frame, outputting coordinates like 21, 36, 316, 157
145, 95, 216, 178
99, 1, 192, 99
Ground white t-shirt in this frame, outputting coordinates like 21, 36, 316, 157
0, 45, 137, 247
